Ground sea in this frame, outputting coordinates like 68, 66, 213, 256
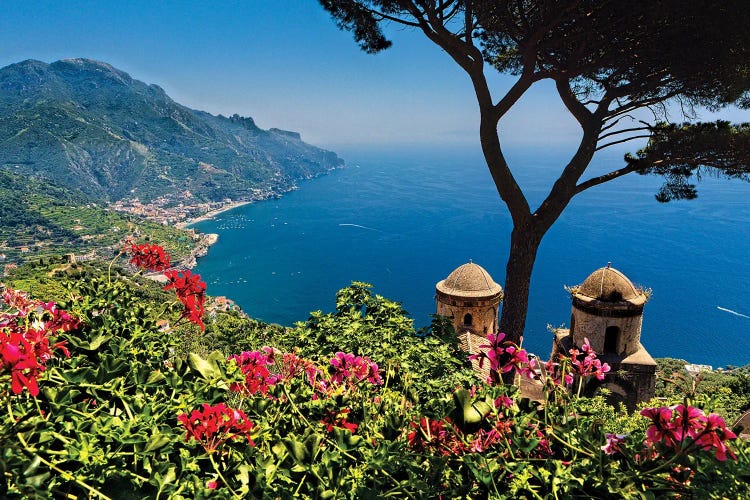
191, 145, 750, 368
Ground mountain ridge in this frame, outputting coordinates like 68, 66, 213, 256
0, 58, 343, 203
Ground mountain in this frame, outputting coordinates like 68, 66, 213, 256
0, 58, 343, 203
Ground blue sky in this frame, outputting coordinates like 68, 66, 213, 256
2, 1, 749, 150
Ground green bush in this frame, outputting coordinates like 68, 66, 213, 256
2, 266, 748, 498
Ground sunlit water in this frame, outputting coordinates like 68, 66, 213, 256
192, 146, 750, 367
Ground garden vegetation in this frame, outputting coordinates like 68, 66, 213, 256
1, 244, 749, 498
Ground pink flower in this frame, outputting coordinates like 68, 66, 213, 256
329, 352, 382, 387
469, 332, 535, 383
696, 413, 737, 461
673, 404, 706, 440
642, 406, 682, 448
601, 433, 628, 455
568, 338, 610, 380
494, 395, 513, 409
640, 405, 738, 461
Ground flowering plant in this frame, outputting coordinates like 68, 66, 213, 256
163, 269, 207, 331
124, 241, 171, 272
1, 288, 75, 396
1, 266, 747, 499
178, 403, 255, 453
641, 404, 738, 461
469, 331, 536, 383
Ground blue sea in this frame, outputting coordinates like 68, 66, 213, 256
192, 146, 750, 367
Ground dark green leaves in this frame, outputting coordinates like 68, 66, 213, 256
629, 121, 750, 201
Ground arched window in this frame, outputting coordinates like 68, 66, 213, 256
604, 326, 620, 354
463, 313, 473, 326
570, 314, 576, 334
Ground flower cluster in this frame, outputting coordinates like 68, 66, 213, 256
641, 404, 738, 461
569, 338, 610, 380
407, 417, 465, 456
469, 332, 536, 383
1, 289, 75, 396
163, 270, 207, 330
544, 358, 574, 386
177, 403, 255, 453
268, 349, 321, 386
228, 348, 323, 398
228, 350, 281, 396
320, 408, 358, 433
124, 242, 171, 272
545, 338, 611, 387
328, 352, 383, 387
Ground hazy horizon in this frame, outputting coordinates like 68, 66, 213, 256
4, 0, 750, 152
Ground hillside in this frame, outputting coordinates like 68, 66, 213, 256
0, 58, 343, 203
0, 169, 200, 265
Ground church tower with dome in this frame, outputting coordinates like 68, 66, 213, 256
552, 264, 656, 411
435, 261, 503, 369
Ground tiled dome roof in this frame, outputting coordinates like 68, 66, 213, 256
577, 265, 641, 302
436, 261, 503, 298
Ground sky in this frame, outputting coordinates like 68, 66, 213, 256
2, 0, 749, 151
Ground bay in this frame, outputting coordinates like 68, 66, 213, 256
192, 145, 750, 367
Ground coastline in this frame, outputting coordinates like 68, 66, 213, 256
177, 200, 253, 228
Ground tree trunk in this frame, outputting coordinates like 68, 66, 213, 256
498, 225, 542, 347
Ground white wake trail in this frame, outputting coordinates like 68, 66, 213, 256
717, 306, 750, 319
339, 223, 381, 232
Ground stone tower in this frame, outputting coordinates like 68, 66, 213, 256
436, 261, 503, 360
552, 264, 656, 411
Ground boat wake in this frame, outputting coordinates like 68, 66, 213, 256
717, 306, 750, 319
339, 223, 381, 232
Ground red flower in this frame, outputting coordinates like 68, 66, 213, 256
407, 417, 465, 456
320, 408, 358, 433
177, 403, 255, 452
163, 270, 206, 330
228, 350, 280, 396
1, 293, 74, 396
125, 242, 171, 272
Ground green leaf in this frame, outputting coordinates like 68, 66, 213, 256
146, 370, 166, 384
187, 351, 223, 379
144, 433, 171, 452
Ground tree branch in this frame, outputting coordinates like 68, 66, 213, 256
555, 78, 593, 126
574, 164, 641, 194
596, 134, 652, 151
600, 114, 640, 133
598, 123, 652, 141
363, 7, 421, 27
